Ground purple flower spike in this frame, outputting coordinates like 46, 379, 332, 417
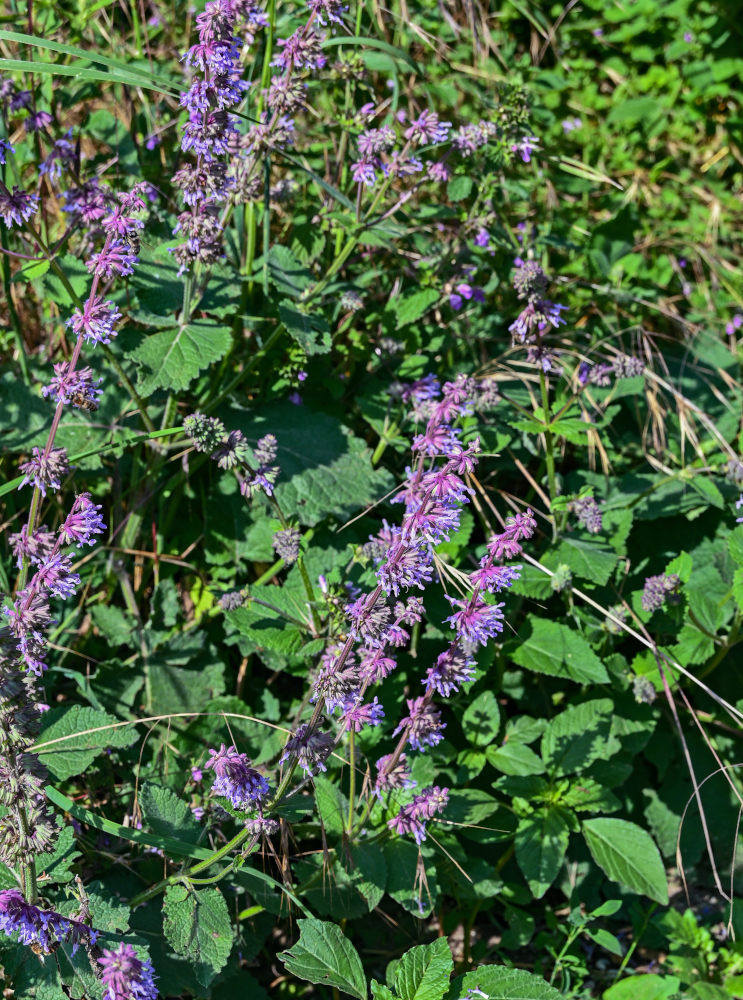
99, 942, 158, 1000
60, 493, 106, 547
206, 743, 269, 809
0, 185, 38, 227
67, 295, 122, 346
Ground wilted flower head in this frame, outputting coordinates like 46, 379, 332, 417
641, 573, 680, 612
18, 447, 71, 495
184, 412, 226, 453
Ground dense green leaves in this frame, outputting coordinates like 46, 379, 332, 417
36, 706, 138, 780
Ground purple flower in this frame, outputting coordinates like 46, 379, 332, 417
206, 744, 269, 809
474, 228, 491, 248
191, 766, 203, 782
377, 537, 434, 596
18, 446, 71, 495
99, 942, 158, 1000
0, 889, 95, 955
470, 563, 521, 594
24, 110, 53, 133
424, 645, 476, 696
9, 90, 31, 112
394, 696, 446, 751
358, 648, 397, 683
0, 138, 14, 165
511, 135, 539, 162
67, 296, 122, 346
86, 239, 138, 278
388, 786, 449, 844
280, 724, 335, 774
33, 553, 81, 599
569, 495, 602, 534
273, 27, 326, 71
351, 159, 377, 186
446, 596, 505, 646
340, 696, 384, 732
307, 0, 348, 25
404, 110, 451, 146
42, 363, 102, 407
60, 493, 106, 547
375, 753, 415, 794
9, 526, 56, 569
641, 573, 680, 612
0, 185, 38, 227
358, 126, 396, 158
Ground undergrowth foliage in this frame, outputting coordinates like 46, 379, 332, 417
0, 0, 743, 999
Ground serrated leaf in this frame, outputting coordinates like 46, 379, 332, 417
139, 782, 203, 847
131, 320, 232, 394
394, 288, 439, 328
394, 938, 453, 1000
462, 690, 501, 748
555, 538, 617, 585
243, 402, 394, 527
512, 620, 609, 684
540, 699, 616, 777
372, 981, 399, 1000
163, 885, 233, 988
448, 965, 563, 1000
279, 918, 367, 999
36, 706, 138, 781
279, 300, 332, 355
515, 806, 571, 899
266, 245, 313, 297
582, 818, 668, 904
447, 175, 473, 202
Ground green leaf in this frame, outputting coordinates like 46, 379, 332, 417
372, 982, 398, 1000
540, 699, 616, 777
447, 175, 473, 202
266, 245, 313, 297
462, 691, 501, 747
486, 743, 545, 776
347, 841, 387, 910
314, 774, 349, 835
163, 885, 233, 988
394, 938, 453, 1000
394, 288, 439, 329
514, 806, 571, 899
582, 818, 668, 904
244, 402, 394, 527
139, 782, 203, 846
131, 320, 232, 394
448, 966, 563, 1000
512, 620, 609, 684
603, 974, 681, 1000
562, 779, 621, 813
279, 300, 332, 354
36, 706, 138, 780
554, 538, 617, 585
279, 918, 367, 1000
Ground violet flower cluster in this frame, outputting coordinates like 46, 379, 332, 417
0, 889, 95, 955
578, 353, 644, 387
173, 0, 263, 271
1, 183, 146, 880
206, 743, 269, 810
279, 375, 534, 848
509, 260, 568, 372
99, 942, 158, 1000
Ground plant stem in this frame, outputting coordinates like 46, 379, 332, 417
538, 368, 558, 536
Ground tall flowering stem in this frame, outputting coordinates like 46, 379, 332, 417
3, 180, 148, 905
